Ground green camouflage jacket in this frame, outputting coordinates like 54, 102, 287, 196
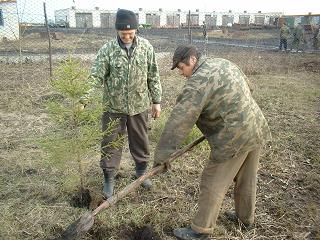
280, 25, 290, 39
293, 25, 304, 40
87, 36, 162, 115
154, 57, 271, 163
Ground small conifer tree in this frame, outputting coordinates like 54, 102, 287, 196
40, 57, 119, 192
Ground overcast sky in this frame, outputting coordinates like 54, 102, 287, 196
18, 0, 320, 22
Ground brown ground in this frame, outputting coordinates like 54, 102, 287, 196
0, 42, 319, 240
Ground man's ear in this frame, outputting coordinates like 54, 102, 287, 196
190, 56, 197, 65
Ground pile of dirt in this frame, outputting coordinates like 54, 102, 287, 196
87, 223, 161, 240
130, 225, 161, 240
69, 187, 104, 209
87, 219, 111, 240
298, 61, 320, 73
69, 187, 92, 209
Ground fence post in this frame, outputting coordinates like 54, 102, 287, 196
43, 2, 52, 77
188, 10, 192, 44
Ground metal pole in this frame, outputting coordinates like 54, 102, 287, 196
43, 2, 52, 77
188, 10, 192, 44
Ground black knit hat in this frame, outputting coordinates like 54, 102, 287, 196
115, 9, 138, 30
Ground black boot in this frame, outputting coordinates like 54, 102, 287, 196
173, 227, 209, 240
224, 211, 254, 230
135, 162, 152, 189
102, 168, 115, 199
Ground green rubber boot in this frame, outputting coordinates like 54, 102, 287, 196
102, 168, 115, 199
135, 162, 152, 189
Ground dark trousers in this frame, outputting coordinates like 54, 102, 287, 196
100, 111, 150, 169
314, 38, 319, 50
279, 38, 287, 50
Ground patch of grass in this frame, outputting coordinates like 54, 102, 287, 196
0, 46, 319, 240
0, 33, 112, 54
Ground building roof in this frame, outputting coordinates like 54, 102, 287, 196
283, 13, 320, 17
0, 0, 17, 3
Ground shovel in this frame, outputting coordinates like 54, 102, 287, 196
61, 136, 206, 240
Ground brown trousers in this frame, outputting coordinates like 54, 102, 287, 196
100, 111, 150, 169
191, 147, 261, 234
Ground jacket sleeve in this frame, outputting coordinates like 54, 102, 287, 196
80, 45, 110, 103
147, 46, 162, 104
154, 78, 210, 164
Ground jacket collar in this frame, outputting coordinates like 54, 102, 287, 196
192, 57, 206, 75
117, 35, 138, 49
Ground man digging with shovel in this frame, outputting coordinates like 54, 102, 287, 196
153, 45, 271, 239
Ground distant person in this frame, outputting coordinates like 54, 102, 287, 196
312, 24, 320, 50
279, 22, 290, 51
202, 21, 208, 43
291, 23, 305, 52
316, 28, 320, 50
83, 9, 162, 198
153, 45, 271, 239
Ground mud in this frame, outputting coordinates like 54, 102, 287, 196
87, 219, 111, 240
298, 61, 320, 73
87, 222, 161, 240
130, 225, 161, 240
24, 168, 38, 175
69, 187, 92, 209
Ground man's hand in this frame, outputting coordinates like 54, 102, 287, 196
151, 104, 161, 119
153, 161, 171, 172
153, 149, 172, 172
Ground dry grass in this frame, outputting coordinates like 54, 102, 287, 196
0, 44, 319, 240
0, 33, 113, 54
193, 30, 276, 40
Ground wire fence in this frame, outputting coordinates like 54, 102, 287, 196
0, 0, 319, 76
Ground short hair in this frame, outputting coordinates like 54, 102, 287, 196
171, 45, 201, 70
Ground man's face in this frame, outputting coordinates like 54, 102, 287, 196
177, 56, 197, 78
118, 29, 136, 44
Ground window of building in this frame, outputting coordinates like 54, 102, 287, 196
0, 9, 4, 26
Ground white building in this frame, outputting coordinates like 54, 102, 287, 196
55, 6, 282, 29
0, 0, 19, 41
55, 7, 117, 28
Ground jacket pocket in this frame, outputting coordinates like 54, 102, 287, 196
208, 114, 238, 162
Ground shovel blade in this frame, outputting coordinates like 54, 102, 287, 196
61, 212, 94, 240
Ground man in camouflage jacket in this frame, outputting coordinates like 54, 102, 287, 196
279, 22, 290, 51
87, 9, 162, 198
291, 23, 305, 52
153, 45, 271, 239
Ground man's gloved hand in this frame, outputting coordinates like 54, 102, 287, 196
153, 161, 171, 172
153, 149, 172, 172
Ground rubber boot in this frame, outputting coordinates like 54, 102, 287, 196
102, 168, 115, 199
135, 162, 152, 189
173, 227, 209, 240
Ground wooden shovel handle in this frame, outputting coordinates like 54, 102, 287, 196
92, 135, 206, 216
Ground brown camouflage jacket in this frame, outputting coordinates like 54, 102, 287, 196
154, 57, 271, 163
86, 36, 162, 115
293, 25, 304, 40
